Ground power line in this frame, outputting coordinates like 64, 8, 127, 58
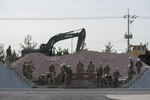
0, 15, 149, 20
138, 16, 150, 19
0, 16, 123, 20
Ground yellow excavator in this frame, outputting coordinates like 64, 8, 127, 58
128, 44, 150, 65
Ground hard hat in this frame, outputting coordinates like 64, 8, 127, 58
116, 68, 119, 70
41, 74, 44, 76
129, 57, 132, 59
128, 64, 130, 67
67, 65, 71, 68
62, 63, 66, 66
104, 74, 107, 76
137, 58, 140, 61
60, 63, 66, 68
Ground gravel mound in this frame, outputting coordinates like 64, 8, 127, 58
11, 51, 138, 78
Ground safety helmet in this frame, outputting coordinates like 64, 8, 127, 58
129, 57, 132, 59
60, 63, 66, 68
128, 64, 130, 68
67, 65, 71, 68
137, 58, 140, 61
41, 74, 44, 76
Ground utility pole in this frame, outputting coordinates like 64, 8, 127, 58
71, 38, 73, 54
124, 9, 138, 52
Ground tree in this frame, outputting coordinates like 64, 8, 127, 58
103, 41, 116, 53
63, 48, 70, 55
56, 47, 70, 56
82, 42, 89, 51
56, 47, 63, 56
12, 50, 20, 62
0, 44, 5, 63
20, 34, 37, 50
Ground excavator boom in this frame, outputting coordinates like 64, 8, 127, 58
40, 28, 86, 55
22, 28, 86, 56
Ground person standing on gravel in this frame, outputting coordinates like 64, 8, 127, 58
104, 63, 110, 75
135, 58, 143, 74
129, 57, 134, 69
49, 64, 55, 73
48, 64, 56, 84
128, 64, 136, 80
87, 60, 95, 78
96, 63, 103, 87
66, 65, 72, 85
26, 61, 34, 80
6, 46, 12, 65
113, 68, 121, 87
76, 60, 84, 78
22, 61, 27, 77
59, 63, 66, 84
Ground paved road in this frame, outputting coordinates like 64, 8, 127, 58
0, 88, 150, 100
0, 64, 30, 88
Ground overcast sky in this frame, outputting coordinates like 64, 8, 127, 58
0, 0, 150, 53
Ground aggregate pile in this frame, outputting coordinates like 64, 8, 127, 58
11, 51, 138, 79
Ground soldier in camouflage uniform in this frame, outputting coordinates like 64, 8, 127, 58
26, 61, 33, 80
46, 72, 51, 84
22, 61, 27, 77
48, 64, 56, 85
113, 68, 120, 88
87, 60, 95, 78
76, 60, 84, 78
135, 58, 143, 74
104, 63, 110, 75
96, 63, 103, 87
59, 63, 66, 84
128, 64, 136, 81
66, 65, 73, 85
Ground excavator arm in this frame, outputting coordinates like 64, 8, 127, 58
40, 28, 86, 56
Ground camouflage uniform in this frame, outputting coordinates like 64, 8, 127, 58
26, 62, 33, 80
113, 68, 120, 88
104, 64, 110, 75
59, 69, 65, 84
6, 46, 12, 65
66, 65, 72, 85
76, 60, 84, 78
135, 58, 143, 74
49, 64, 55, 72
38, 74, 45, 85
128, 67, 136, 80
129, 57, 134, 69
50, 71, 56, 85
76, 60, 84, 74
57, 63, 66, 84
22, 62, 27, 77
96, 64, 103, 87
46, 72, 51, 84
87, 61, 95, 78
48, 64, 56, 85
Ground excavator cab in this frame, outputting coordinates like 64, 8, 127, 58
128, 44, 146, 58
